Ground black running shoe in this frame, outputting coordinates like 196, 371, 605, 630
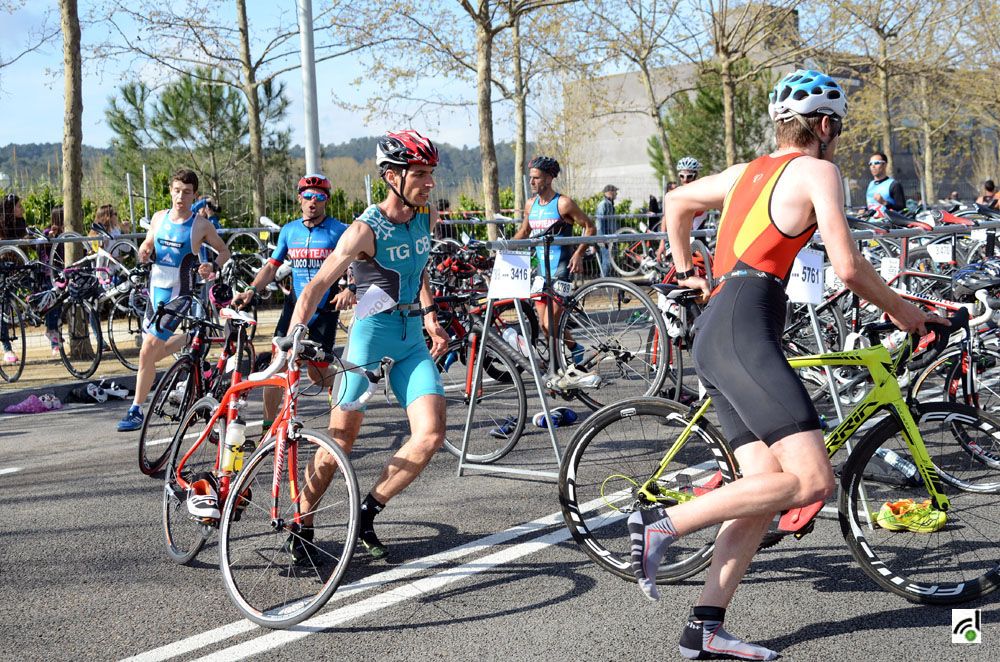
359, 526, 388, 559
282, 526, 315, 565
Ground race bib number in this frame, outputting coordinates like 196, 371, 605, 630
355, 284, 397, 320
880, 257, 900, 281
787, 248, 824, 305
927, 242, 953, 263
488, 251, 531, 299
553, 279, 574, 297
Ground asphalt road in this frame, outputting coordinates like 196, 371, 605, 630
1, 390, 997, 662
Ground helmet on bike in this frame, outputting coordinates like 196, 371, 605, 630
676, 156, 701, 173
528, 156, 561, 178
209, 282, 233, 308
297, 173, 331, 194
376, 130, 439, 172
951, 261, 1000, 301
768, 69, 848, 122
27, 288, 60, 314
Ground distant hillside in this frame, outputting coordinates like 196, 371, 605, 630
1, 137, 527, 191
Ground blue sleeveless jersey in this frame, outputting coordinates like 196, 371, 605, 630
866, 177, 900, 209
352, 204, 432, 306
527, 193, 572, 277
146, 211, 199, 340
269, 216, 348, 309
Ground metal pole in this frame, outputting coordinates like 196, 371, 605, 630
365, 174, 372, 206
297, 0, 321, 174
141, 164, 149, 221
126, 173, 136, 233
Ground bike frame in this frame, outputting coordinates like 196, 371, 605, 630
636, 340, 953, 516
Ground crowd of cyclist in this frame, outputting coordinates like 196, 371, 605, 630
7, 66, 1000, 657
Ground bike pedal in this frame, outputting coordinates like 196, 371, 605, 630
793, 519, 817, 540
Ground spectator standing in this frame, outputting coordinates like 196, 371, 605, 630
595, 184, 618, 277
0, 193, 27, 241
865, 152, 905, 213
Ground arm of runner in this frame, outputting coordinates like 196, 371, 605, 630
812, 162, 938, 335
559, 197, 596, 274
196, 219, 230, 278
419, 269, 449, 358
665, 165, 743, 298
512, 199, 534, 240
137, 211, 161, 263
233, 260, 278, 308
289, 221, 373, 328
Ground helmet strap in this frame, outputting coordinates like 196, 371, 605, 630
383, 168, 417, 209
791, 113, 829, 156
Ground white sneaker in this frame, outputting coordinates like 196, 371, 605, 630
186, 478, 220, 521
553, 366, 603, 390
167, 379, 188, 406
2, 351, 17, 365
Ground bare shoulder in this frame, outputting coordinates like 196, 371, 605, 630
787, 154, 841, 182
340, 217, 375, 256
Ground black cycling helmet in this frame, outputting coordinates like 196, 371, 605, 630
209, 282, 233, 308
528, 156, 561, 178
952, 260, 1000, 301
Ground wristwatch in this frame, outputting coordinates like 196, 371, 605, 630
347, 283, 357, 294
675, 268, 695, 280
419, 304, 439, 317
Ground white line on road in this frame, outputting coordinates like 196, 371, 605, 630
121, 509, 568, 662
0, 467, 22, 475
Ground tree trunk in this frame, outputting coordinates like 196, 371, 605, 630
919, 75, 934, 203
60, 0, 84, 265
878, 36, 894, 172
475, 18, 500, 241
237, 0, 266, 223
720, 59, 737, 167
512, 14, 526, 222
640, 64, 675, 183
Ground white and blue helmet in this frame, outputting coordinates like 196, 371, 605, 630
768, 69, 847, 122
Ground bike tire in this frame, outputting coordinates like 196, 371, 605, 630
57, 300, 102, 379
219, 429, 360, 629
0, 297, 26, 382
107, 293, 143, 372
162, 396, 220, 564
139, 357, 199, 476
440, 338, 527, 464
608, 227, 649, 277
559, 397, 737, 583
556, 278, 670, 410
839, 401, 1000, 604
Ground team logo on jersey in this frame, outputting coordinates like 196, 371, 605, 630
367, 213, 396, 241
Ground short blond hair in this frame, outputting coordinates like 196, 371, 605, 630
775, 115, 825, 149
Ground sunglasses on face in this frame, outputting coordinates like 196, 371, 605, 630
869, 160, 887, 166
301, 191, 328, 202
679, 173, 697, 181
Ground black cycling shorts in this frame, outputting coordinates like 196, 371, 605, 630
274, 292, 340, 354
691, 276, 821, 449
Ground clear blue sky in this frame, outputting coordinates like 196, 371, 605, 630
0, 2, 493, 149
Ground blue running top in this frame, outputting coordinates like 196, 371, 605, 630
269, 216, 349, 309
150, 212, 198, 294
527, 194, 572, 278
352, 204, 432, 307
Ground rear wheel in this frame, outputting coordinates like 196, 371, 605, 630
608, 227, 650, 277
162, 396, 221, 564
219, 429, 360, 628
559, 397, 736, 583
107, 294, 143, 371
439, 338, 527, 464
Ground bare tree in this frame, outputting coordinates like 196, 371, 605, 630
92, 0, 383, 221
59, 0, 83, 260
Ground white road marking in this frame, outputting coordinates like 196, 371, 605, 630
145, 420, 265, 448
0, 467, 22, 475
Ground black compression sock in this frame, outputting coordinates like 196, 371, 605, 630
679, 606, 778, 661
360, 493, 385, 529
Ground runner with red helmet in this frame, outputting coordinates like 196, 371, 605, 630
283, 130, 449, 563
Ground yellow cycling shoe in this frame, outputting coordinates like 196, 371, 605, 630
876, 498, 946, 533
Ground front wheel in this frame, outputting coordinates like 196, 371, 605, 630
57, 300, 102, 379
139, 357, 198, 476
559, 397, 737, 583
219, 429, 360, 629
107, 294, 143, 371
839, 402, 1000, 604
0, 297, 26, 383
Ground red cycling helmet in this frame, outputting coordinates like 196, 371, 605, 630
376, 130, 439, 171
297, 173, 331, 194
